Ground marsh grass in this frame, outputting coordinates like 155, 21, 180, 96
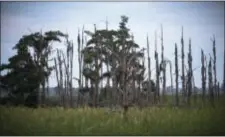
0, 97, 225, 136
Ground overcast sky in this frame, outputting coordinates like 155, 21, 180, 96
1, 2, 224, 88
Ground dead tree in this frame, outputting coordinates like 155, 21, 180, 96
187, 38, 193, 106
61, 51, 69, 107
81, 26, 85, 89
223, 39, 225, 94
181, 27, 186, 104
54, 49, 65, 107
175, 43, 179, 106
53, 38, 74, 108
166, 59, 173, 103
161, 25, 166, 104
204, 55, 208, 98
82, 34, 90, 91
201, 49, 206, 104
146, 34, 151, 104
192, 71, 197, 105
77, 29, 83, 106
155, 31, 160, 104
65, 35, 74, 107
105, 18, 110, 88
208, 57, 214, 107
211, 35, 218, 98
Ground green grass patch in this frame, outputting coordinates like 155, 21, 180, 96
0, 98, 225, 135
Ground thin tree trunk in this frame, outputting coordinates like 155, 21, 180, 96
223, 39, 225, 94
204, 55, 208, 99
81, 26, 85, 89
77, 29, 82, 106
212, 35, 217, 98
208, 57, 214, 107
187, 38, 193, 106
54, 58, 61, 105
84, 36, 89, 89
46, 53, 50, 103
94, 24, 100, 107
201, 49, 206, 104
70, 42, 74, 107
160, 25, 166, 104
175, 43, 179, 106
217, 82, 220, 98
181, 27, 186, 104
147, 34, 151, 104
57, 50, 64, 107
155, 31, 160, 104
105, 18, 110, 88
168, 61, 173, 104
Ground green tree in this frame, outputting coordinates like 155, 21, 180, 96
0, 30, 66, 106
82, 16, 146, 111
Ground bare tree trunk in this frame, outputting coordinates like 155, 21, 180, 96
56, 50, 64, 107
64, 35, 74, 108
61, 50, 70, 108
212, 35, 217, 99
46, 79, 49, 102
121, 56, 128, 117
175, 43, 179, 106
54, 58, 61, 105
155, 31, 160, 104
147, 34, 151, 104
187, 38, 193, 106
77, 29, 82, 107
223, 40, 225, 94
169, 61, 173, 104
46, 53, 50, 104
81, 26, 85, 89
201, 49, 206, 104
161, 25, 166, 104
112, 70, 117, 106
70, 42, 74, 107
181, 27, 186, 104
208, 57, 214, 107
204, 55, 208, 100
84, 36, 89, 89
105, 18, 110, 88
94, 57, 100, 107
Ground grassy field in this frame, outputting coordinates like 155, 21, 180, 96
0, 97, 225, 136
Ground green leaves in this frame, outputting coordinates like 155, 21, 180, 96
0, 30, 66, 105
81, 15, 146, 94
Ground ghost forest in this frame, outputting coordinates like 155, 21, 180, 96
0, 15, 225, 135
0, 15, 225, 109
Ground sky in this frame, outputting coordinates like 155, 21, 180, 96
1, 2, 224, 89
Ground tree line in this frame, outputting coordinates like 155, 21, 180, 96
0, 15, 224, 112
